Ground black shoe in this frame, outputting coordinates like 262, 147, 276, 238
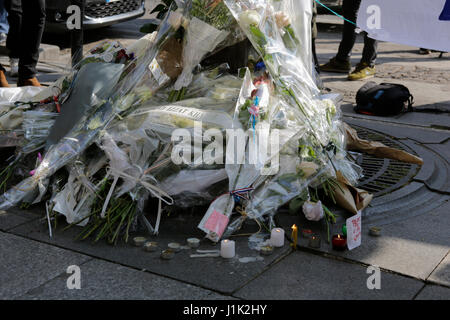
419, 48, 431, 55
319, 57, 351, 73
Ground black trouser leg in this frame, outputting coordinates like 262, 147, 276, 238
19, 0, 46, 79
336, 0, 377, 66
4, 0, 22, 59
5, 0, 46, 79
336, 0, 361, 62
311, 1, 319, 72
361, 33, 377, 66
312, 38, 319, 73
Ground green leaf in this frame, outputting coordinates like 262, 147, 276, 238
249, 25, 267, 46
289, 195, 306, 214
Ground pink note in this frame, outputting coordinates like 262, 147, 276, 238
346, 211, 362, 250
204, 210, 229, 238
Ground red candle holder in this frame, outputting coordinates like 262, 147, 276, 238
301, 229, 313, 238
332, 234, 347, 251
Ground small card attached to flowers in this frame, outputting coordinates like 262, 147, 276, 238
204, 210, 229, 239
149, 58, 170, 86
198, 194, 234, 242
346, 210, 362, 250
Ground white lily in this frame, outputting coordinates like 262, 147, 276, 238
239, 10, 261, 27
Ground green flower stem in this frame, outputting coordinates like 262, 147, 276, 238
322, 203, 336, 244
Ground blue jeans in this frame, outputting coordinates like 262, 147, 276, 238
0, 0, 9, 34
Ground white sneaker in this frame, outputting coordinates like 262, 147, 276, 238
9, 58, 18, 77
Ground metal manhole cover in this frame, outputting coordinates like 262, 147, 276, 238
351, 125, 421, 197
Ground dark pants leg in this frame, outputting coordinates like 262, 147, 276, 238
4, 0, 45, 79
336, 0, 377, 66
311, 1, 319, 72
4, 0, 21, 59
361, 33, 377, 66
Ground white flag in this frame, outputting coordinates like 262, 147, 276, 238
357, 0, 450, 52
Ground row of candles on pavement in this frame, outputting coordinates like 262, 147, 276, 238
220, 224, 347, 259
133, 224, 347, 260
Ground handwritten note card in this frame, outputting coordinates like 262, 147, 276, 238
346, 210, 362, 250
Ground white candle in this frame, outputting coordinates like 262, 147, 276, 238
270, 228, 285, 247
187, 238, 200, 248
220, 239, 235, 258
168, 242, 181, 252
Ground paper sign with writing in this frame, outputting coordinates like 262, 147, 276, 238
346, 210, 362, 250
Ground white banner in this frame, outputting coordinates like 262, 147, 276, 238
357, 0, 450, 52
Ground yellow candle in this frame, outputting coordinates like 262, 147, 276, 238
291, 224, 298, 249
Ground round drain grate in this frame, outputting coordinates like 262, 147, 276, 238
351, 125, 421, 197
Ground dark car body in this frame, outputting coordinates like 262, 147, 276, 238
320, 0, 343, 6
45, 0, 146, 32
317, 0, 343, 13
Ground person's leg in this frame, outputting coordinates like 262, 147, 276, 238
361, 32, 377, 66
348, 32, 377, 80
320, 0, 361, 73
311, 0, 319, 73
0, 63, 9, 86
0, 0, 7, 86
335, 0, 361, 62
0, 0, 9, 36
18, 0, 45, 83
4, 0, 21, 60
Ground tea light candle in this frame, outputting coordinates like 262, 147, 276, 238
369, 227, 381, 237
143, 241, 158, 252
187, 238, 200, 248
160, 249, 175, 260
308, 235, 321, 248
260, 245, 274, 256
168, 242, 181, 252
220, 239, 235, 258
332, 234, 347, 251
270, 228, 285, 247
133, 236, 147, 247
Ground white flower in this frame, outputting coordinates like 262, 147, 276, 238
297, 161, 318, 178
275, 11, 290, 29
239, 10, 261, 27
302, 200, 324, 221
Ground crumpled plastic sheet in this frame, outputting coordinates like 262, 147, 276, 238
174, 16, 229, 90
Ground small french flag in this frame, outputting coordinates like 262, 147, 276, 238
440, 0, 450, 20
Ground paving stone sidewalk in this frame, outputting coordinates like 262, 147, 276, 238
0, 15, 449, 300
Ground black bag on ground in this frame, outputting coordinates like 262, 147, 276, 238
354, 82, 414, 116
